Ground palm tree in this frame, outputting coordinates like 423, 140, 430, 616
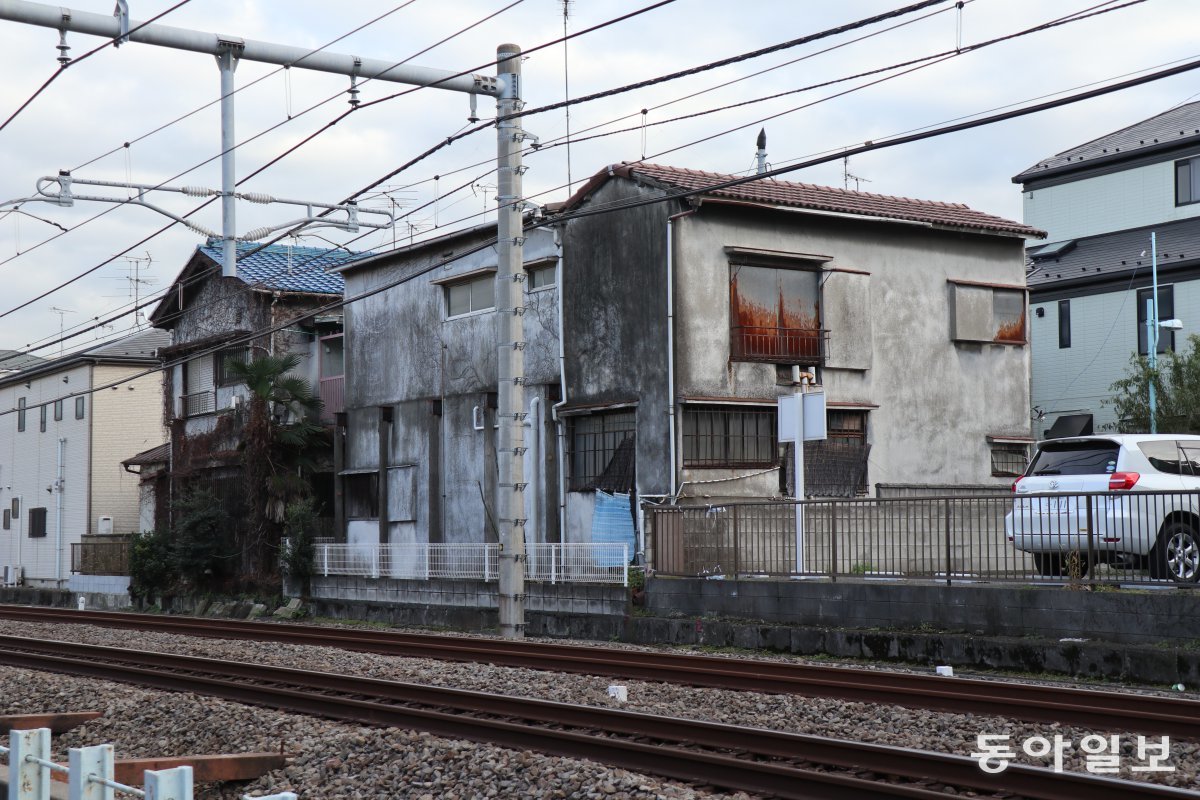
226, 352, 326, 576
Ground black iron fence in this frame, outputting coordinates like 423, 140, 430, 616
70, 535, 132, 576
645, 489, 1200, 586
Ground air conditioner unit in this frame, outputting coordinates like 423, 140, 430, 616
228, 394, 243, 410
97, 515, 114, 535
2, 565, 21, 586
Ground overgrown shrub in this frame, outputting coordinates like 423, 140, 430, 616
171, 488, 235, 589
281, 497, 319, 585
129, 528, 173, 600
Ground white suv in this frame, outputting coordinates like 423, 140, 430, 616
1007, 434, 1200, 582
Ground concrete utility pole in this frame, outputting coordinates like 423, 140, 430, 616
1, 0, 530, 637
495, 44, 527, 639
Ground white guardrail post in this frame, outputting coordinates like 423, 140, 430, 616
10, 728, 52, 800
68, 744, 114, 800
144, 766, 192, 800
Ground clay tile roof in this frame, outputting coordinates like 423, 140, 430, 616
573, 163, 1043, 238
199, 241, 365, 295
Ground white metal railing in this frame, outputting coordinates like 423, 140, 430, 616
3, 728, 299, 800
315, 542, 629, 584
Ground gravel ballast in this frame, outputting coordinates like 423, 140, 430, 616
1, 617, 1197, 795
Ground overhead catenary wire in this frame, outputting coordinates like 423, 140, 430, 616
6, 50, 1200, 416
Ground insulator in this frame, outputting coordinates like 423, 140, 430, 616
181, 186, 218, 198
56, 29, 71, 67
238, 192, 275, 204
184, 221, 218, 238
239, 227, 272, 242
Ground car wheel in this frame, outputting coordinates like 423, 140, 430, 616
1033, 553, 1064, 576
1150, 521, 1200, 582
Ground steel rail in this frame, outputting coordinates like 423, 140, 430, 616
0, 605, 1195, 740
0, 634, 1191, 800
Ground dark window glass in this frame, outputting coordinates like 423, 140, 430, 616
75, 397, 85, 419
1137, 286, 1175, 355
1177, 157, 1198, 206
16, 397, 25, 432
53, 400, 62, 421
1139, 440, 1188, 475
446, 274, 495, 317
345, 474, 379, 519
320, 336, 344, 379
683, 406, 776, 467
2, 509, 9, 530
28, 507, 47, 538
991, 443, 1030, 477
1026, 441, 1121, 476
569, 410, 636, 491
1058, 299, 1071, 349
39, 405, 46, 432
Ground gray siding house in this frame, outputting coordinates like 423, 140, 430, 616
557, 162, 1042, 539
336, 225, 561, 552
1018, 101, 1200, 434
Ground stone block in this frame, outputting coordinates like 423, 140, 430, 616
247, 603, 268, 619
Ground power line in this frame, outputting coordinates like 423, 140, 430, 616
0, 0, 194, 133
7, 49, 1199, 415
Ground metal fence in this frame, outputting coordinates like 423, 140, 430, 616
314, 542, 629, 585
646, 489, 1200, 586
70, 536, 131, 576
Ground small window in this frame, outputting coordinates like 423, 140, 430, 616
53, 400, 63, 421
527, 262, 556, 290
1177, 156, 1199, 206
28, 507, 47, 538
730, 263, 823, 364
39, 405, 47, 433
993, 289, 1026, 343
950, 283, 1027, 344
75, 397, 85, 419
569, 410, 636, 491
2, 509, 9, 530
16, 397, 25, 432
1137, 286, 1175, 355
11, 498, 19, 519
990, 442, 1030, 477
215, 347, 250, 387
446, 273, 495, 317
345, 473, 379, 519
683, 406, 776, 467
1058, 299, 1071, 349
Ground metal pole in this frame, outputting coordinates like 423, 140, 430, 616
495, 43, 526, 639
1147, 298, 1157, 434
1150, 231, 1159, 433
216, 45, 240, 278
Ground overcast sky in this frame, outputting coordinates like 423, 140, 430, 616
0, 0, 1196, 353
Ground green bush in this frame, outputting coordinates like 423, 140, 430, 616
171, 488, 235, 588
281, 497, 318, 584
129, 528, 173, 599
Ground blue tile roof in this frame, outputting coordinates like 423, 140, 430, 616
199, 240, 365, 295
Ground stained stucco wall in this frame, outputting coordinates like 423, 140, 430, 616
670, 205, 1032, 491
342, 228, 561, 546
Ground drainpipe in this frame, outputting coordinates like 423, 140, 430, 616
527, 396, 541, 561
550, 228, 570, 544
665, 208, 697, 503
55, 437, 65, 586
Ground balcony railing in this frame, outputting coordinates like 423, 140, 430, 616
319, 375, 344, 423
70, 535, 132, 576
182, 390, 215, 417
731, 326, 827, 364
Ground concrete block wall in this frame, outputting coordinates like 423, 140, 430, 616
310, 577, 628, 617
646, 577, 1200, 646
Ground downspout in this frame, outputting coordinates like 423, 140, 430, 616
550, 227, 569, 543
55, 436, 65, 586
665, 207, 697, 503
527, 396, 541, 557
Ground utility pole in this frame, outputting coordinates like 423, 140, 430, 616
1149, 231, 1159, 434
1, 0, 530, 637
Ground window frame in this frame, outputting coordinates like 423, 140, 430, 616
1176, 155, 1199, 207
728, 262, 824, 364
215, 347, 251, 387
682, 405, 778, 468
28, 506, 47, 538
1137, 285, 1175, 355
75, 397, 85, 420
567, 409, 637, 492
526, 261, 557, 291
16, 397, 25, 432
990, 441, 1031, 478
1058, 299, 1071, 349
444, 272, 496, 319
53, 399, 63, 421
39, 404, 47, 433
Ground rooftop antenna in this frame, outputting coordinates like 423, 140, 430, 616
561, 0, 574, 193
755, 128, 768, 175
105, 251, 156, 329
48, 306, 75, 358
843, 156, 871, 191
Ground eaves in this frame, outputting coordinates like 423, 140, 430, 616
1029, 260, 1200, 303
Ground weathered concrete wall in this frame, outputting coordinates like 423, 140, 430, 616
671, 206, 1031, 492
646, 576, 1200, 646
561, 180, 676, 499
342, 227, 561, 547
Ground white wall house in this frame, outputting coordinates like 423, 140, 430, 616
0, 330, 168, 589
1017, 101, 1200, 435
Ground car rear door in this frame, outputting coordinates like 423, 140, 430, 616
1011, 439, 1120, 548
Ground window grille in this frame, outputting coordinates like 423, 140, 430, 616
569, 410, 636, 491
215, 347, 250, 386
682, 406, 777, 467
990, 442, 1029, 477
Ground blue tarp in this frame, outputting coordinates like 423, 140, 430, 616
590, 490, 635, 566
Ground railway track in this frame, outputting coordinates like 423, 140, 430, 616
0, 634, 1192, 800
0, 604, 1196, 740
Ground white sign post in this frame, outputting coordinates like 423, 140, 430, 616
778, 388, 826, 573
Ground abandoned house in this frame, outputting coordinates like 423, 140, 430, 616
139, 239, 362, 530
555, 162, 1045, 545
335, 223, 561, 553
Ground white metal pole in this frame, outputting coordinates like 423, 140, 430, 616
68, 745, 114, 800
55, 437, 65, 586
496, 43, 526, 639
217, 45, 240, 279
792, 373, 805, 574
10, 728, 52, 800
143, 766, 192, 800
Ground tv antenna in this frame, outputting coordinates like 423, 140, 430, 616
48, 306, 75, 358
843, 156, 871, 191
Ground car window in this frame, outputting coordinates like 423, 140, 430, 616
1027, 441, 1120, 476
1138, 440, 1189, 475
1180, 444, 1200, 476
